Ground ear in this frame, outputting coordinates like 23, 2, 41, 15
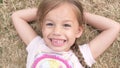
75, 26, 83, 38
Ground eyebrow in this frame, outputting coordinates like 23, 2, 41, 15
45, 18, 73, 23
63, 20, 74, 23
43, 18, 54, 23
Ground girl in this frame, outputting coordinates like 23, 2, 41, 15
11, 0, 120, 68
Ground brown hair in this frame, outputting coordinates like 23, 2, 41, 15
37, 0, 90, 67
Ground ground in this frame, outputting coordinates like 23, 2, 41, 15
0, 0, 120, 68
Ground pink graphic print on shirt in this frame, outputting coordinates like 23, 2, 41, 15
32, 54, 71, 68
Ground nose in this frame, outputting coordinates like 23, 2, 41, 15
53, 26, 62, 36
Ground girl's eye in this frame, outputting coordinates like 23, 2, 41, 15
46, 23, 54, 26
63, 24, 71, 27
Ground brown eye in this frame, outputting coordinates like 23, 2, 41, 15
46, 23, 54, 26
63, 24, 71, 27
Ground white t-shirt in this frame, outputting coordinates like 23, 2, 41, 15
26, 36, 95, 68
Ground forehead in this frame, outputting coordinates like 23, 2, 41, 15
45, 3, 77, 21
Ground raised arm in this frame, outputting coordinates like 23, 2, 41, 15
11, 8, 38, 45
11, 8, 120, 58
84, 12, 120, 59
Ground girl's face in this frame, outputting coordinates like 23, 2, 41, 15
42, 3, 83, 52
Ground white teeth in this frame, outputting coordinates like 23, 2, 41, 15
51, 39, 65, 46
55, 40, 63, 43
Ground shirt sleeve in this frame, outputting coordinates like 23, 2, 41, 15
26, 36, 43, 53
79, 44, 96, 67
26, 36, 44, 68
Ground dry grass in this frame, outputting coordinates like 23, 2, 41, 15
0, 0, 120, 68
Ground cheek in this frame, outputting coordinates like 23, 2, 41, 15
42, 27, 47, 37
42, 29, 48, 36
66, 29, 77, 37
68, 35, 76, 47
66, 31, 76, 42
42, 28, 52, 38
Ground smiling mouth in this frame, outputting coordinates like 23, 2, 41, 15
50, 38, 66, 47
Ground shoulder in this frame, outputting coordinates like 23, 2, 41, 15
26, 36, 44, 52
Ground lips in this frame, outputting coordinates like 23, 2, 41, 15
50, 38, 66, 47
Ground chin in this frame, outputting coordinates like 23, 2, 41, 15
52, 48, 69, 52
